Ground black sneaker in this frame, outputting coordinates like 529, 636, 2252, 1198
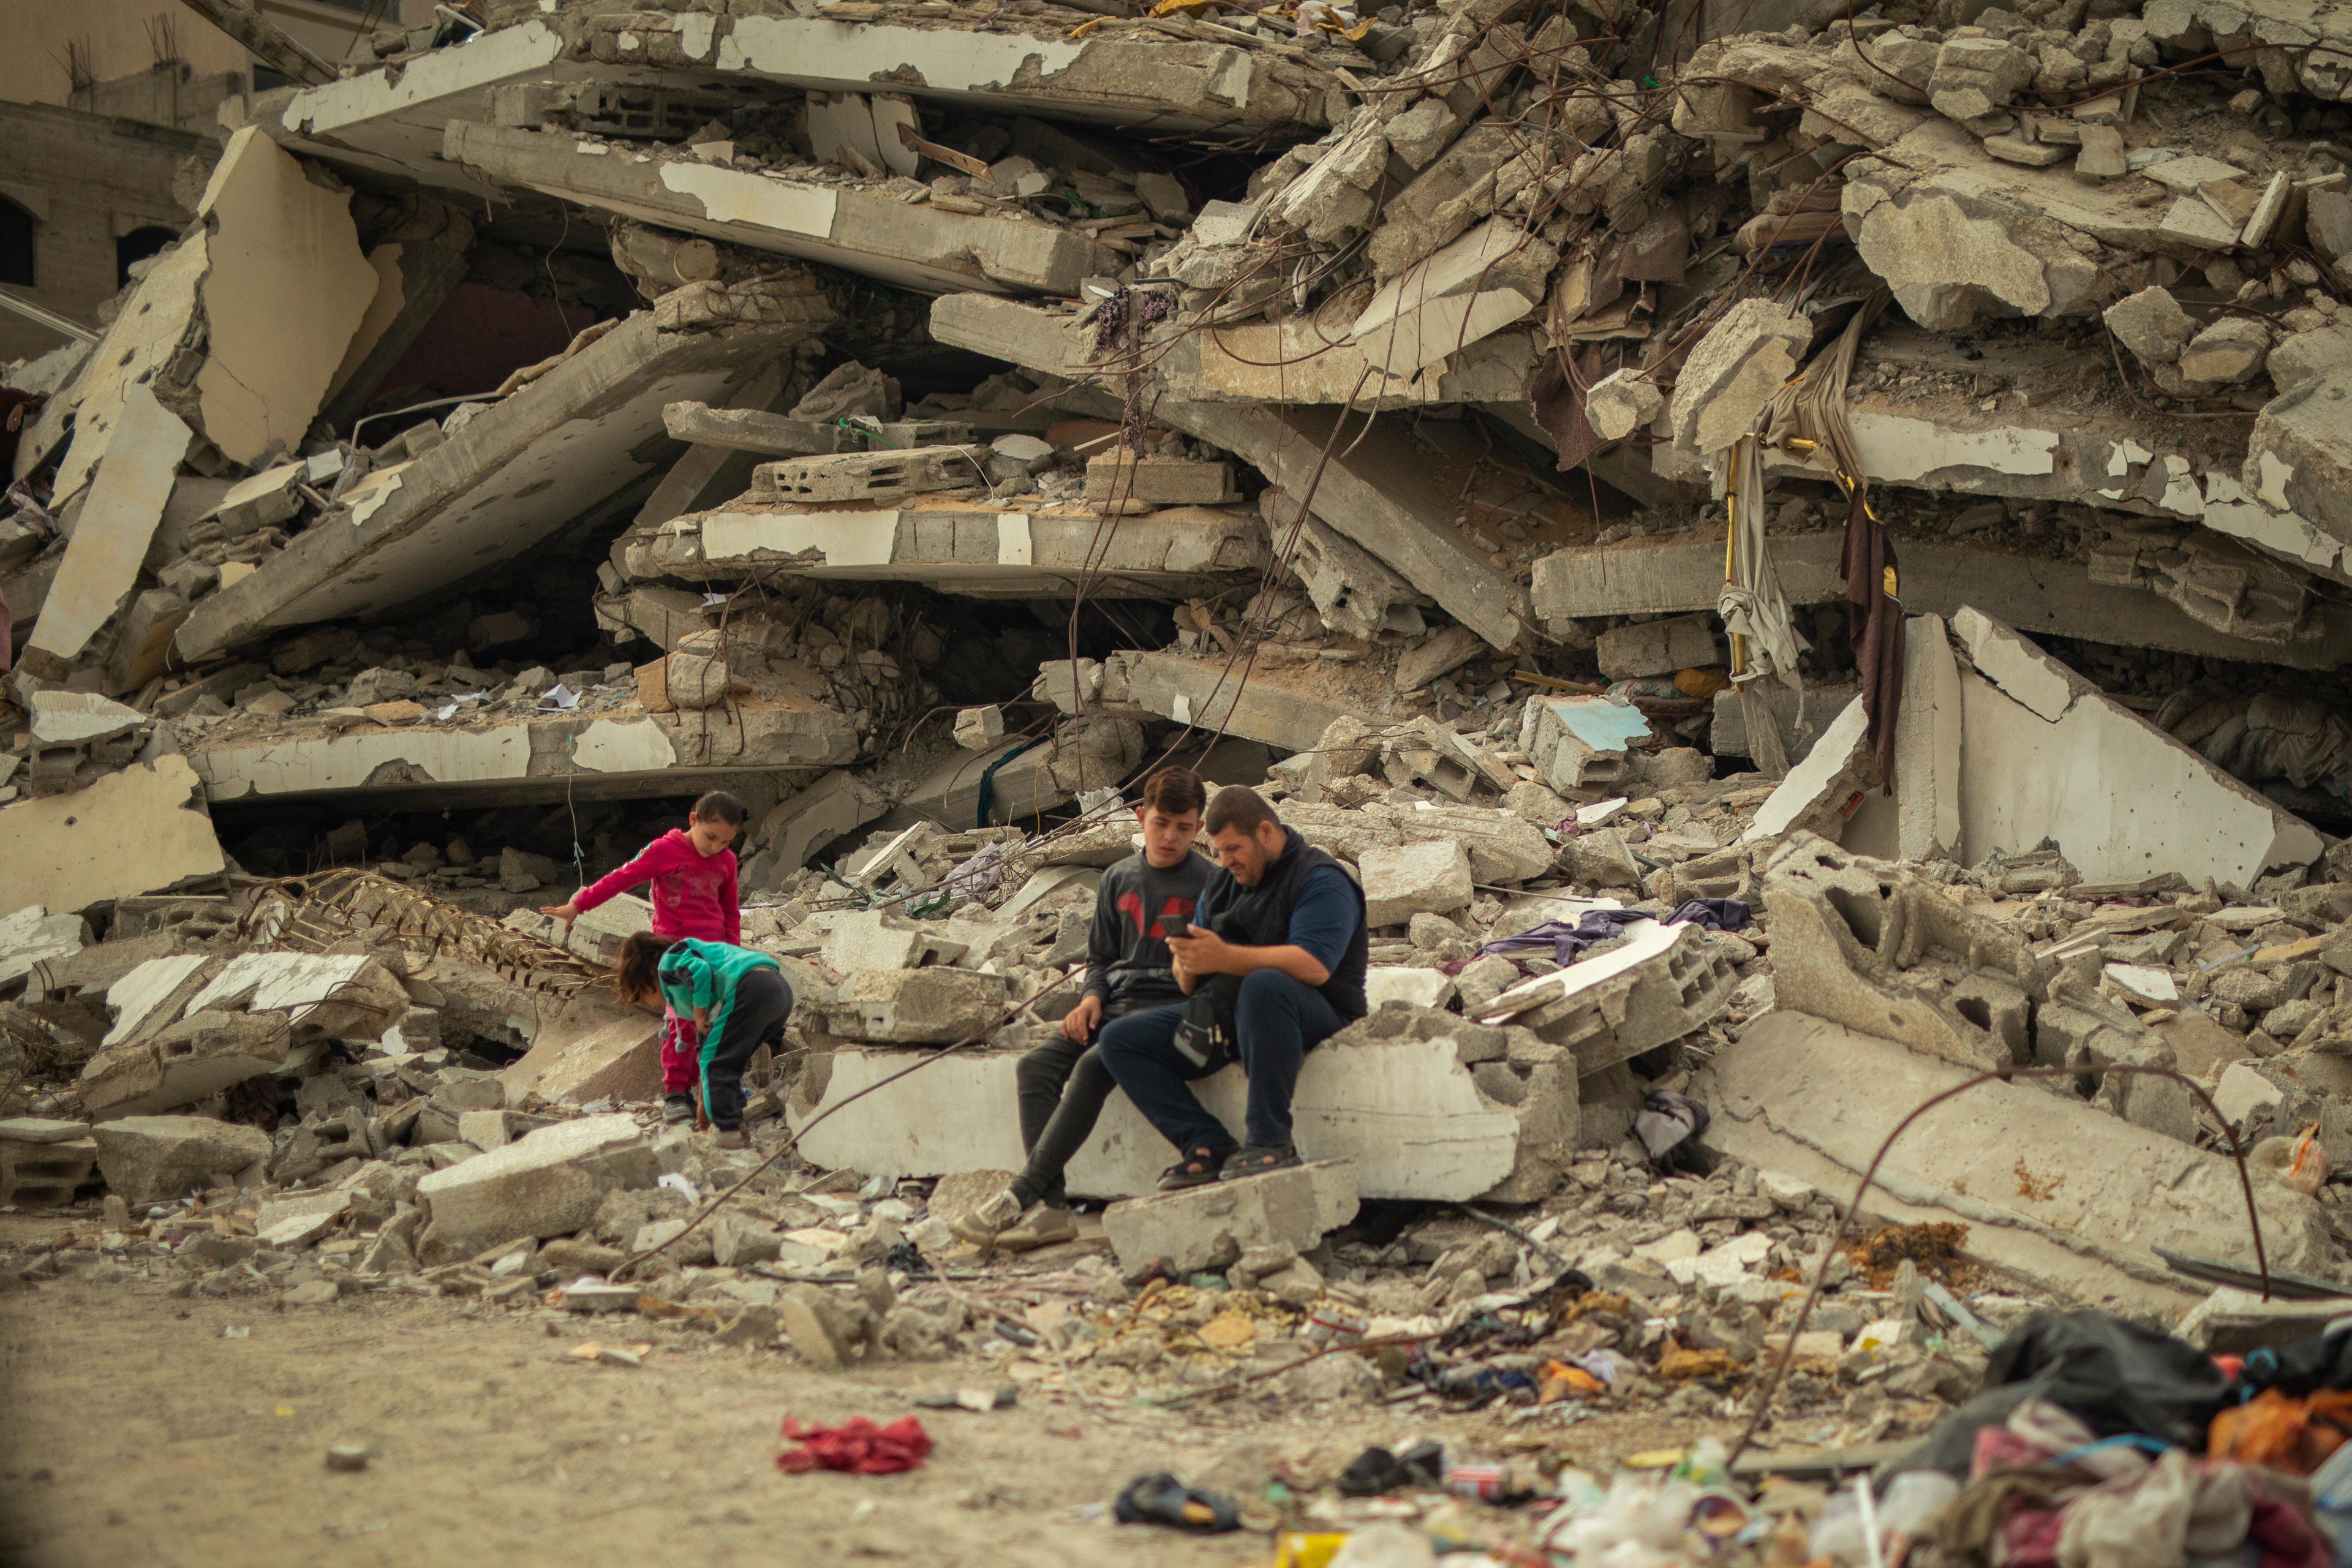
662, 1094, 693, 1124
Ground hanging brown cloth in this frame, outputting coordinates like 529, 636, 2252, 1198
1762, 290, 1902, 792
1841, 487, 1903, 790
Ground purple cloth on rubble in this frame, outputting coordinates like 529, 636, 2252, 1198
1467, 897, 1750, 968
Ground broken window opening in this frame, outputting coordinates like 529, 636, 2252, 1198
116, 226, 176, 288
0, 197, 35, 288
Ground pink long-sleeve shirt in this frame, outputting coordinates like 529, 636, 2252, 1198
574, 829, 741, 943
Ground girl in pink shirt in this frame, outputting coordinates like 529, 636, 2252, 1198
543, 790, 747, 1121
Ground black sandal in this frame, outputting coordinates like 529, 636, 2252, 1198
1157, 1144, 1231, 1190
1219, 1144, 1300, 1179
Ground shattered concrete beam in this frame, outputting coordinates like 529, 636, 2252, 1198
1530, 529, 2352, 669
618, 499, 1268, 598
176, 299, 831, 663
260, 13, 1336, 195
443, 122, 1118, 296
184, 700, 856, 810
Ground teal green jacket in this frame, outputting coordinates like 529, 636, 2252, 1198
655, 939, 780, 1060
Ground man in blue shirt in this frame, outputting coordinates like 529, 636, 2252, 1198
1096, 785, 1370, 1188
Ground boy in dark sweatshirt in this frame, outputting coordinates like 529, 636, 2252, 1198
955, 767, 1209, 1250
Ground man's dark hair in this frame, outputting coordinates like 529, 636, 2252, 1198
693, 790, 748, 826
1138, 766, 1206, 819
1203, 784, 1279, 837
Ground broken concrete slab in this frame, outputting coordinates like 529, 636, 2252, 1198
1668, 298, 1811, 454
0, 906, 89, 989
791, 1019, 1572, 1202
742, 771, 890, 886
1948, 608, 2324, 886
18, 385, 193, 680
1104, 646, 1392, 755
1703, 1011, 2331, 1311
79, 1010, 288, 1120
1742, 695, 1872, 845
1474, 918, 1739, 1076
0, 756, 226, 921
1359, 839, 1473, 927
805, 968, 1011, 1045
446, 121, 1118, 296
625, 497, 1265, 598
175, 293, 834, 662
499, 997, 663, 1109
1760, 832, 2043, 1072
1101, 1159, 1359, 1273
187, 694, 855, 809
89, 1115, 274, 1205
413, 1113, 659, 1265
49, 126, 377, 505
1846, 616, 1963, 864
1596, 612, 1723, 679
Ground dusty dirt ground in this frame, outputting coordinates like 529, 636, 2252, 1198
0, 1238, 1726, 1568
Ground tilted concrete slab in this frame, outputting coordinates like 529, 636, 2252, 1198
1945, 608, 2323, 886
444, 122, 1118, 297
184, 697, 857, 810
1110, 647, 1395, 754
1701, 1011, 2334, 1312
21, 386, 192, 678
1531, 529, 2352, 668
175, 300, 831, 662
259, 12, 1335, 194
623, 497, 1267, 597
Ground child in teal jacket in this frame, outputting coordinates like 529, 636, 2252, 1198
613, 933, 793, 1147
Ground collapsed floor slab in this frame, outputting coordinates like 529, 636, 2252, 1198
174, 292, 832, 663
184, 696, 858, 809
1701, 1011, 2331, 1312
928, 293, 1549, 650
620, 496, 1267, 598
1531, 529, 2352, 668
443, 122, 1120, 296
259, 11, 1339, 190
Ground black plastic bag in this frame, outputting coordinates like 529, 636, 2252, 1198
1890, 1310, 2229, 1481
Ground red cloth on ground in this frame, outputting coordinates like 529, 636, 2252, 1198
778, 1416, 931, 1475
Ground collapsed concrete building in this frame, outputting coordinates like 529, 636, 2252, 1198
10, 0, 2352, 1338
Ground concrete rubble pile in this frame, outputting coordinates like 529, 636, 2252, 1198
17, 0, 2352, 1539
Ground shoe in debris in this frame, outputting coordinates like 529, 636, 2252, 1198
663, 1095, 693, 1125
949, 1186, 1023, 1247
993, 1205, 1078, 1253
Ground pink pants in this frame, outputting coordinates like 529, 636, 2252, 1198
661, 1008, 701, 1096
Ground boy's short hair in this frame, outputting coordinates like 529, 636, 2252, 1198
693, 790, 749, 826
1202, 784, 1278, 837
1138, 766, 1206, 820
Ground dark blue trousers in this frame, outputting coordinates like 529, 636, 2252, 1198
1095, 971, 1346, 1152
